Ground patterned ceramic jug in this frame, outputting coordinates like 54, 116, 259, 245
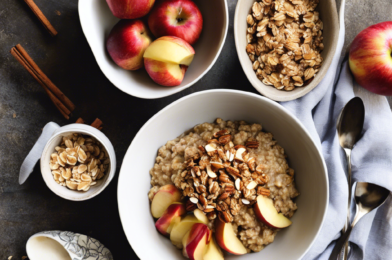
26, 231, 113, 260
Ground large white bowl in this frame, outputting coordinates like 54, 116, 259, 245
234, 0, 339, 101
78, 0, 228, 99
118, 90, 328, 259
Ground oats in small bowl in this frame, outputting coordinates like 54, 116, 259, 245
41, 124, 116, 201
49, 133, 110, 192
234, 0, 339, 101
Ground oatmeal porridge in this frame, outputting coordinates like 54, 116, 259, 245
149, 118, 299, 254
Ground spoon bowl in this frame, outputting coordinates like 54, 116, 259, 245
329, 182, 390, 260
337, 97, 365, 150
354, 182, 390, 220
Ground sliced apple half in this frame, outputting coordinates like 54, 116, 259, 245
253, 195, 292, 228
182, 223, 211, 260
215, 218, 247, 255
204, 237, 224, 260
170, 215, 203, 248
143, 36, 195, 65
155, 202, 186, 236
151, 184, 182, 218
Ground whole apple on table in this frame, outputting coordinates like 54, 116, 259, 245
105, 0, 203, 87
150, 184, 292, 260
349, 21, 392, 96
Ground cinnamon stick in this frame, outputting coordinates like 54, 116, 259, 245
23, 0, 58, 36
10, 47, 70, 119
10, 44, 75, 119
15, 44, 75, 111
75, 118, 84, 124
91, 118, 103, 130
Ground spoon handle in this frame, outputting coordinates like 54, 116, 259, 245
342, 149, 353, 260
329, 225, 353, 260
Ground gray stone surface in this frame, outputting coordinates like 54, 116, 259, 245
0, 0, 390, 259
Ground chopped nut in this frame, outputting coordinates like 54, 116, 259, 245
257, 186, 271, 196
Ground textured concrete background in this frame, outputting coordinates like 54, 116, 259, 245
0, 0, 391, 259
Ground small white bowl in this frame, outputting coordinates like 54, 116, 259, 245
234, 0, 339, 101
78, 0, 228, 99
26, 230, 113, 260
117, 89, 328, 259
40, 124, 116, 201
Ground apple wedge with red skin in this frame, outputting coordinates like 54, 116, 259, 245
155, 202, 186, 236
182, 223, 211, 260
150, 184, 182, 218
148, 0, 203, 45
215, 218, 247, 255
253, 195, 292, 228
106, 0, 155, 19
106, 20, 152, 70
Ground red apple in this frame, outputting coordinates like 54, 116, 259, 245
106, 20, 152, 70
148, 0, 203, 45
106, 0, 155, 19
214, 218, 247, 255
155, 202, 186, 236
349, 21, 392, 95
143, 36, 195, 86
253, 195, 292, 229
182, 223, 211, 260
150, 184, 182, 218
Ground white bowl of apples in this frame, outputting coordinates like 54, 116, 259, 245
78, 0, 228, 99
117, 90, 329, 260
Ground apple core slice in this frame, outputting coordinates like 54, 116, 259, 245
253, 195, 292, 228
143, 37, 195, 65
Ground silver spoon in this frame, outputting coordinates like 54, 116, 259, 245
329, 182, 390, 260
336, 97, 365, 259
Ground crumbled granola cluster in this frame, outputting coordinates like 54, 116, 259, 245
174, 129, 271, 223
246, 0, 324, 91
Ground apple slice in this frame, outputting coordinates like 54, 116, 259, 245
151, 184, 182, 218
155, 202, 186, 236
215, 218, 247, 255
170, 215, 203, 248
193, 209, 209, 225
182, 223, 211, 260
204, 237, 224, 260
143, 36, 195, 65
253, 195, 292, 228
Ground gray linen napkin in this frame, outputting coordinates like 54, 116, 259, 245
280, 0, 392, 259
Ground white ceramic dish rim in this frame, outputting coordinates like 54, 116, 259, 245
40, 124, 116, 201
117, 89, 329, 259
233, 0, 339, 102
78, 0, 229, 100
